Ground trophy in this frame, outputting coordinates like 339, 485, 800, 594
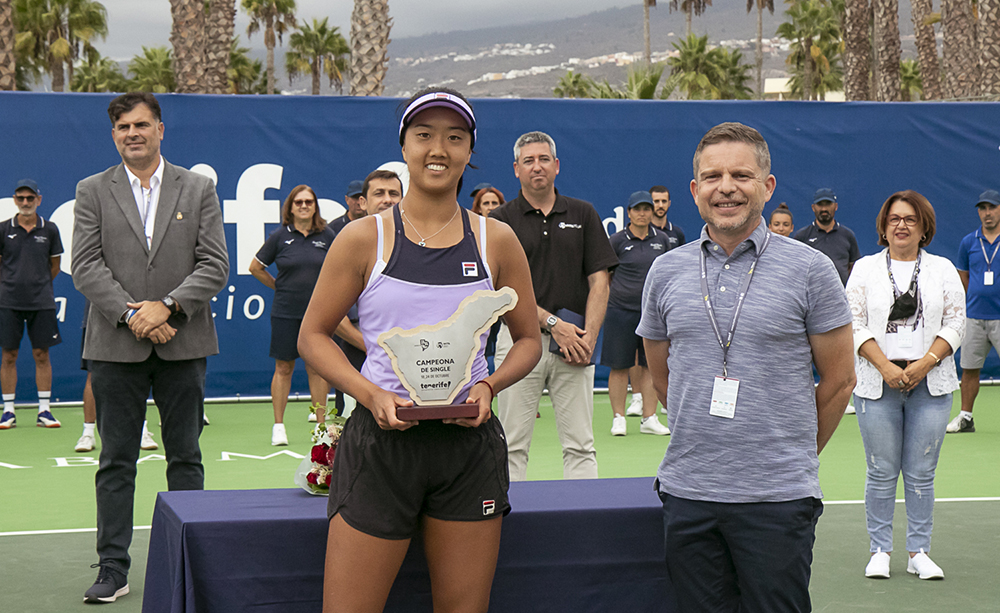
378, 287, 518, 420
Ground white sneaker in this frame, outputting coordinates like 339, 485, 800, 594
845, 404, 856, 415
907, 550, 943, 579
865, 549, 890, 578
946, 413, 975, 433
640, 414, 670, 435
308, 411, 318, 423
271, 423, 288, 446
75, 433, 96, 452
203, 413, 210, 426
625, 393, 643, 416
140, 428, 158, 450
610, 414, 627, 436
660, 406, 668, 415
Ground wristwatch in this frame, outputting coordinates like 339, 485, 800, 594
161, 295, 180, 315
545, 314, 558, 332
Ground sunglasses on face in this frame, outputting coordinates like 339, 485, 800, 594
293, 199, 315, 207
15, 195, 37, 203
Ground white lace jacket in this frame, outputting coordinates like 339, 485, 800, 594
846, 248, 965, 399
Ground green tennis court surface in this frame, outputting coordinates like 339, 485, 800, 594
2, 390, 998, 611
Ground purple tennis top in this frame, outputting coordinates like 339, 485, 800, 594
358, 205, 494, 403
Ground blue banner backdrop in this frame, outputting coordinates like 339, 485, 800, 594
1, 92, 998, 402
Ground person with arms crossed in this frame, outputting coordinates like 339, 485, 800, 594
648, 184, 685, 247
72, 92, 229, 604
950, 189, 1000, 434
491, 130, 618, 480
0, 179, 63, 430
605, 191, 670, 437
638, 122, 856, 612
299, 88, 540, 613
793, 187, 861, 285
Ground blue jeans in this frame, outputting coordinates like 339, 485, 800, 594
855, 380, 951, 553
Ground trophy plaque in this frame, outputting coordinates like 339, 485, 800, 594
378, 287, 518, 420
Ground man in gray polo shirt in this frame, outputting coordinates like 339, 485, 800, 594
638, 122, 856, 612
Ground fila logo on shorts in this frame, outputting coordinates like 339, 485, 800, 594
462, 262, 478, 277
482, 500, 496, 516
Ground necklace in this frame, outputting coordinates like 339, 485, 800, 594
401, 206, 460, 247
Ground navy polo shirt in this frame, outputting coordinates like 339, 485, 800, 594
654, 219, 686, 250
255, 225, 337, 319
491, 189, 618, 315
328, 213, 351, 236
608, 225, 673, 311
957, 229, 1000, 320
792, 221, 860, 285
0, 216, 63, 310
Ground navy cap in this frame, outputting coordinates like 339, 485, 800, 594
976, 190, 1000, 207
812, 188, 837, 204
628, 190, 654, 209
346, 180, 364, 198
15, 178, 39, 194
469, 182, 492, 198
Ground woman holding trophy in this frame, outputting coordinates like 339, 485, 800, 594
299, 88, 541, 613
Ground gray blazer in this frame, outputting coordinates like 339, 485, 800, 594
72, 160, 229, 362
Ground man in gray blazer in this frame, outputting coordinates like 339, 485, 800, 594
72, 92, 229, 604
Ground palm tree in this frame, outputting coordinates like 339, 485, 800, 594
981, 0, 1000, 97
128, 45, 176, 93
747, 0, 775, 99
777, 0, 840, 100
553, 70, 595, 98
909, 0, 940, 99
350, 0, 391, 96
668, 0, 713, 37
241, 0, 296, 95
842, 0, 871, 100
1, 0, 15, 90
643, 0, 656, 63
715, 48, 754, 99
71, 54, 126, 91
228, 35, 265, 93
13, 0, 108, 92
667, 33, 724, 99
899, 57, 922, 100
286, 17, 348, 95
872, 0, 901, 101
170, 0, 205, 93
205, 0, 236, 94
941, 0, 978, 98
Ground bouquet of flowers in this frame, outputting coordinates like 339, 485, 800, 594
294, 416, 346, 496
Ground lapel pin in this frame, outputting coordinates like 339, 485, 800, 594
176, 212, 183, 220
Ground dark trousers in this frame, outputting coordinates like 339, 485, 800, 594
661, 493, 823, 613
91, 354, 207, 574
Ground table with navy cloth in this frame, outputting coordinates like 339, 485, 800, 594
142, 477, 676, 612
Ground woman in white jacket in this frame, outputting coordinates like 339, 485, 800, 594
846, 190, 965, 581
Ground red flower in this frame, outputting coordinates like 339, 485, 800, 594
324, 472, 332, 486
327, 444, 337, 465
311, 444, 330, 464
306, 471, 319, 485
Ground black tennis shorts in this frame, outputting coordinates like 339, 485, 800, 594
327, 405, 511, 540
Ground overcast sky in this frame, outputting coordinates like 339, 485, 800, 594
99, 0, 637, 60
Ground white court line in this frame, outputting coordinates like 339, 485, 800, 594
5, 496, 1000, 536
0, 525, 151, 537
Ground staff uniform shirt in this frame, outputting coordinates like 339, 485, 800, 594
607, 225, 673, 312
655, 220, 686, 250
255, 225, 337, 319
328, 213, 352, 236
637, 221, 851, 503
957, 229, 1000, 320
0, 216, 63, 310
793, 221, 860, 285
491, 189, 617, 315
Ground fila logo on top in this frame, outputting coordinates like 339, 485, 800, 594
462, 262, 478, 277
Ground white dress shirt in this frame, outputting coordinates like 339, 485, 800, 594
123, 156, 164, 249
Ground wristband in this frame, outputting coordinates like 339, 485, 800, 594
477, 379, 495, 402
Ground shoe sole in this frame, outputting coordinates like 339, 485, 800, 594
610, 431, 626, 436
907, 568, 944, 580
641, 429, 670, 435
84, 584, 129, 603
865, 571, 890, 578
75, 446, 94, 452
0, 424, 14, 429
37, 422, 61, 428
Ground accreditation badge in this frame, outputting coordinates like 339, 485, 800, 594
709, 376, 739, 419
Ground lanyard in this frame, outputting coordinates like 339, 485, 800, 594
885, 250, 920, 298
699, 231, 771, 378
979, 231, 1000, 271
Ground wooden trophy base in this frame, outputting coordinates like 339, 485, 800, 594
396, 403, 480, 421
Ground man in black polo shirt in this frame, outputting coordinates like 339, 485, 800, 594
491, 131, 618, 480
792, 188, 860, 285
649, 184, 686, 248
0, 179, 63, 430
328, 180, 366, 235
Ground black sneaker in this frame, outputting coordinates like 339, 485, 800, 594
84, 563, 129, 604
